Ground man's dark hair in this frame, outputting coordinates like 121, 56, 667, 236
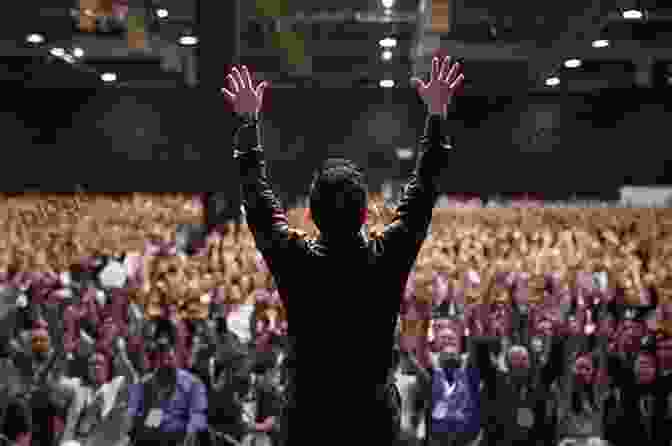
309, 158, 367, 236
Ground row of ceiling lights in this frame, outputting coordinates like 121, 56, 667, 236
544, 9, 643, 87
24, 6, 197, 84
379, 0, 398, 88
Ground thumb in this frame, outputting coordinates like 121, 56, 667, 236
410, 77, 426, 92
256, 81, 269, 103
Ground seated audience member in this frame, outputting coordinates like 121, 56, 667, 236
127, 319, 208, 446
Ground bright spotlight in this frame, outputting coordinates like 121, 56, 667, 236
545, 77, 560, 87
101, 72, 117, 82
63, 55, 75, 64
49, 48, 66, 57
26, 33, 45, 44
591, 39, 609, 48
379, 79, 395, 88
564, 59, 582, 68
379, 37, 397, 48
156, 8, 168, 19
73, 47, 85, 58
622, 9, 643, 19
179, 35, 198, 46
381, 50, 393, 61
382, 0, 395, 8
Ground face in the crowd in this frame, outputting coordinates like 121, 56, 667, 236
18, 329, 33, 351
656, 338, 672, 372
530, 337, 545, 355
508, 346, 531, 377
31, 329, 51, 354
573, 354, 595, 385
101, 318, 118, 339
635, 353, 657, 385
490, 305, 509, 337
166, 304, 179, 319
568, 316, 582, 336
536, 319, 554, 338
255, 319, 272, 346
621, 320, 645, 350
155, 338, 177, 370
436, 327, 460, 355
598, 316, 616, 339
88, 352, 110, 385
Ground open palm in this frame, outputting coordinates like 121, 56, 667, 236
411, 56, 465, 116
222, 65, 269, 117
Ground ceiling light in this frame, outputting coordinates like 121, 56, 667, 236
73, 47, 85, 58
564, 58, 582, 68
179, 35, 198, 46
379, 79, 395, 88
591, 39, 609, 48
622, 9, 643, 19
63, 54, 75, 64
545, 77, 560, 87
26, 33, 45, 44
382, 50, 393, 61
379, 37, 397, 48
156, 8, 169, 19
395, 147, 414, 160
49, 47, 65, 57
101, 72, 117, 82
381, 0, 395, 8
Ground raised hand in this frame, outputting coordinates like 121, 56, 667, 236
411, 56, 465, 116
221, 65, 269, 118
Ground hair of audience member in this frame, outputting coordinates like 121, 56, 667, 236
309, 158, 368, 236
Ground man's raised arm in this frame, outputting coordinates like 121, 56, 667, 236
223, 66, 308, 276
378, 56, 465, 265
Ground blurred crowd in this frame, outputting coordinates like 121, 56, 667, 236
0, 195, 672, 446
0, 222, 289, 446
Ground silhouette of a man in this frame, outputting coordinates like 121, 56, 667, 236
222, 56, 464, 445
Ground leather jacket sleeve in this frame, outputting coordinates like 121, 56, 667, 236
377, 114, 453, 268
234, 114, 308, 280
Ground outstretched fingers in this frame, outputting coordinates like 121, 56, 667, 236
438, 56, 451, 82
449, 73, 465, 91
242, 66, 253, 90
443, 61, 460, 84
221, 87, 235, 102
232, 66, 246, 90
255, 81, 269, 102
227, 74, 240, 93
431, 57, 441, 82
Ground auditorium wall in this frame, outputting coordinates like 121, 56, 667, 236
4, 86, 671, 200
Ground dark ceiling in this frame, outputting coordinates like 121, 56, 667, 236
2, 0, 671, 93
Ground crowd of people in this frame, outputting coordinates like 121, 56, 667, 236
0, 252, 291, 446
1, 57, 672, 446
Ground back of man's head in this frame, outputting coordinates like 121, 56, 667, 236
309, 158, 367, 236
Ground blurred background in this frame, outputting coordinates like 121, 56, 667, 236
3, 0, 672, 205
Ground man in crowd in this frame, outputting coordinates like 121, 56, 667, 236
222, 55, 464, 444
127, 319, 207, 446
58, 350, 128, 446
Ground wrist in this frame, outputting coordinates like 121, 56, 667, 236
428, 106, 446, 117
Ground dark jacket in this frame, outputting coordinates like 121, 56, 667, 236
235, 112, 453, 444
604, 360, 672, 446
